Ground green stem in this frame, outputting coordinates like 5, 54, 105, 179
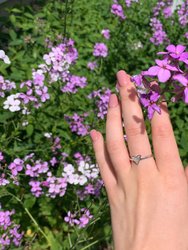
63, 0, 69, 40
7, 191, 50, 247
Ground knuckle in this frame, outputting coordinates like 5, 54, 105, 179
107, 140, 121, 154
163, 171, 187, 192
152, 124, 172, 138
125, 124, 142, 137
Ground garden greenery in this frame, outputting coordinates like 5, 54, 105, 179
0, 0, 188, 249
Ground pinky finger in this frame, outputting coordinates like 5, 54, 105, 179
90, 129, 117, 190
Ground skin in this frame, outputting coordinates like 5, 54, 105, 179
90, 70, 188, 250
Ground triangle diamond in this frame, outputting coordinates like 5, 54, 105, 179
132, 155, 141, 165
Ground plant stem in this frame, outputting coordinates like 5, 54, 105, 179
7, 191, 50, 247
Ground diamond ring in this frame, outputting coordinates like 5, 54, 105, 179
129, 154, 153, 165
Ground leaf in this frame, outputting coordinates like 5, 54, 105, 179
26, 124, 34, 137
0, 112, 15, 123
24, 195, 36, 209
0, 188, 10, 198
9, 29, 17, 40
44, 228, 63, 250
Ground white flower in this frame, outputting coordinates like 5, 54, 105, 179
64, 164, 75, 175
22, 121, 29, 126
0, 50, 11, 64
78, 175, 87, 185
44, 132, 52, 138
3, 94, 21, 112
67, 173, 79, 185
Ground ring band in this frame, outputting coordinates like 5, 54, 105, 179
129, 154, 153, 165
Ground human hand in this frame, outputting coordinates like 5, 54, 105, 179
90, 70, 188, 250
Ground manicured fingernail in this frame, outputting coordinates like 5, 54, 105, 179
115, 82, 120, 92
109, 94, 118, 108
117, 70, 127, 86
90, 129, 99, 142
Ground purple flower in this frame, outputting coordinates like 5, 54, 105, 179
78, 208, 93, 228
8, 158, 24, 177
111, 4, 126, 20
61, 75, 87, 93
140, 91, 161, 120
148, 59, 178, 82
88, 88, 111, 119
173, 74, 188, 104
101, 29, 110, 39
64, 113, 90, 136
165, 45, 188, 62
149, 18, 169, 45
87, 61, 97, 71
29, 180, 43, 197
93, 43, 108, 58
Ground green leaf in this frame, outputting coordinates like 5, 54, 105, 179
44, 228, 63, 250
24, 195, 36, 209
9, 29, 17, 40
26, 124, 34, 137
0, 188, 10, 198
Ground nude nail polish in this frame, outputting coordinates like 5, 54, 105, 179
109, 94, 118, 108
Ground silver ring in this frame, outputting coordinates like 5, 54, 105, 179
129, 154, 153, 165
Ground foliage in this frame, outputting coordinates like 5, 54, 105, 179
0, 0, 187, 249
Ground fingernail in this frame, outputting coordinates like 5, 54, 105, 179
109, 94, 118, 108
90, 129, 99, 142
115, 82, 120, 92
117, 70, 127, 86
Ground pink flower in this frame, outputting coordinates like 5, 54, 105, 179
173, 74, 188, 104
148, 59, 178, 82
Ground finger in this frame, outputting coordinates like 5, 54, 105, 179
151, 101, 183, 174
116, 70, 156, 170
106, 94, 131, 180
184, 166, 188, 183
90, 129, 117, 190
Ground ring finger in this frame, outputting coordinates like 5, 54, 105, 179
116, 70, 156, 172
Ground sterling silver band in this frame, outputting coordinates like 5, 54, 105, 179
129, 154, 153, 165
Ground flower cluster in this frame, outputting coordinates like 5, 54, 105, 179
101, 29, 110, 40
64, 208, 93, 228
0, 206, 23, 249
93, 43, 108, 58
64, 113, 90, 136
77, 179, 104, 200
61, 75, 87, 93
0, 76, 16, 98
3, 39, 86, 113
62, 160, 99, 186
0, 50, 10, 64
125, 0, 139, 8
3, 93, 21, 112
149, 17, 169, 45
111, 3, 126, 20
177, 0, 188, 27
88, 88, 111, 119
132, 44, 188, 119
152, 0, 173, 18
87, 61, 98, 71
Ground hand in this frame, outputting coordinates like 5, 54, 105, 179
90, 70, 188, 250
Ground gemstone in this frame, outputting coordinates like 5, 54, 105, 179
132, 155, 141, 165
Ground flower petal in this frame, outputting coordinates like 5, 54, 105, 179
158, 68, 171, 82
173, 74, 188, 86
148, 66, 160, 76
179, 52, 188, 61
176, 45, 186, 54
166, 64, 179, 71
184, 87, 188, 104
166, 44, 176, 53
